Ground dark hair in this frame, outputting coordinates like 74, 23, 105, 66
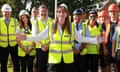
38, 4, 48, 10
31, 7, 38, 12
53, 6, 71, 34
19, 15, 32, 30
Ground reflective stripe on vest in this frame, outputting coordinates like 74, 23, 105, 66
49, 49, 72, 54
0, 18, 17, 47
22, 45, 33, 48
51, 41, 72, 44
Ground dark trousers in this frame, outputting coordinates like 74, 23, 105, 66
19, 55, 35, 72
86, 54, 99, 72
36, 48, 48, 72
99, 54, 105, 69
0, 45, 20, 72
116, 50, 120, 72
74, 54, 87, 72
48, 59, 74, 72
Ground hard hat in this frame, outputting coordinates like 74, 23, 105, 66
108, 3, 119, 11
1, 4, 12, 12
73, 9, 81, 15
98, 10, 107, 17
19, 10, 29, 18
80, 7, 87, 13
89, 9, 97, 15
59, 3, 68, 9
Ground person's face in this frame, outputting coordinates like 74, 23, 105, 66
108, 10, 118, 18
39, 8, 48, 18
89, 14, 97, 26
98, 16, 106, 24
73, 14, 81, 24
31, 9, 38, 17
57, 8, 67, 26
2, 11, 11, 19
81, 12, 86, 19
21, 15, 28, 24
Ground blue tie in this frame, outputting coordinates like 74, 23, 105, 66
5, 19, 9, 25
76, 24, 79, 31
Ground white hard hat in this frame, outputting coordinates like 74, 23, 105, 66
59, 3, 68, 9
1, 4, 12, 12
19, 10, 29, 18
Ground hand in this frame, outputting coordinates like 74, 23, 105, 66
35, 41, 41, 46
41, 44, 49, 52
73, 49, 80, 54
16, 33, 26, 40
112, 52, 116, 58
97, 36, 103, 43
103, 47, 108, 56
81, 43, 87, 49
103, 38, 108, 44
24, 48, 31, 55
21, 48, 29, 54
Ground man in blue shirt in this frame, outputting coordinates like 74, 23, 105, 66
73, 8, 89, 72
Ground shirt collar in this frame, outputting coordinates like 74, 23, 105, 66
3, 17, 10, 20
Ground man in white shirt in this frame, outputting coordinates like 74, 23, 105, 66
32, 4, 52, 72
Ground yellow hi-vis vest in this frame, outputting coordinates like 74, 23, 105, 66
35, 18, 52, 48
116, 32, 120, 51
84, 24, 101, 54
0, 17, 17, 47
116, 27, 120, 51
18, 28, 35, 57
48, 24, 74, 64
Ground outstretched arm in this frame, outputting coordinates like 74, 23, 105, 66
16, 26, 49, 41
75, 28, 103, 44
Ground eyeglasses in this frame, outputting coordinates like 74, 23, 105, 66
89, 15, 97, 19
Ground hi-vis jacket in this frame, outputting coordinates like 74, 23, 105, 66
18, 28, 35, 57
48, 24, 74, 64
0, 17, 17, 47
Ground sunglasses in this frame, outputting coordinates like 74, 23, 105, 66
89, 15, 97, 19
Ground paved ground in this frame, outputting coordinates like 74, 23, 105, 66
7, 65, 115, 72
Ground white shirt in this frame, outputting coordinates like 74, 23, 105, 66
31, 17, 38, 36
27, 25, 102, 44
